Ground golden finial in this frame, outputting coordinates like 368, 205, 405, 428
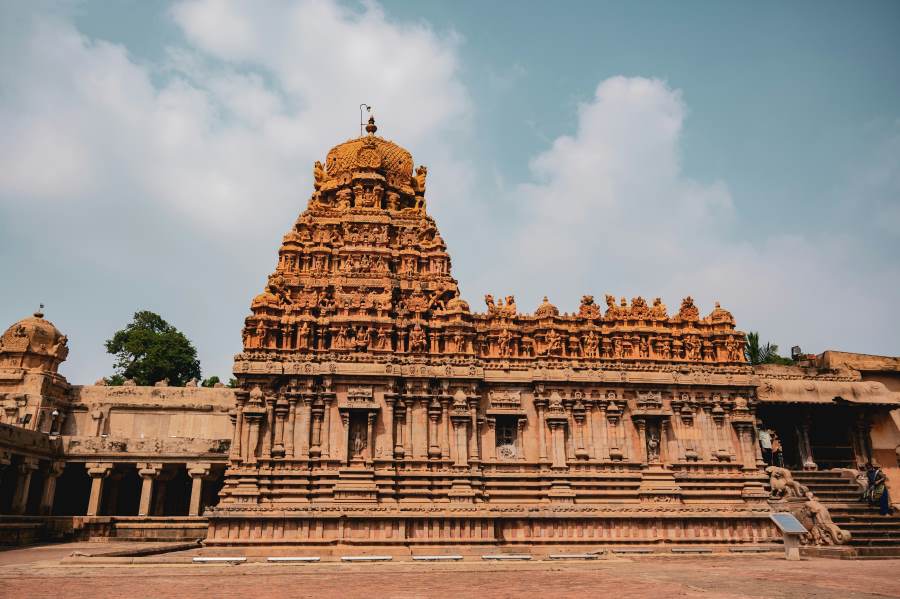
359, 103, 373, 136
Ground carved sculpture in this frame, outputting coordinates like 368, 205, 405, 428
767, 466, 809, 498
803, 492, 851, 545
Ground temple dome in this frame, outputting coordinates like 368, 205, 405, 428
534, 296, 559, 319
0, 308, 68, 369
325, 132, 413, 186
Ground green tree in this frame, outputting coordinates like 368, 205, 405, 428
227, 378, 239, 388
105, 311, 201, 386
744, 331, 794, 365
201, 376, 221, 387
104, 374, 125, 386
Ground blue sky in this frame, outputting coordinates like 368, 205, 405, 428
1, 0, 898, 383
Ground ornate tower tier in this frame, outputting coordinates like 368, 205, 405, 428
208, 119, 774, 550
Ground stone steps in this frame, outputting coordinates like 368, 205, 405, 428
790, 470, 900, 554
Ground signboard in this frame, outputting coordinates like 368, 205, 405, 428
769, 513, 808, 534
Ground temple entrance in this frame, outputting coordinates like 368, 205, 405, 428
52, 463, 90, 516
808, 411, 856, 469
758, 406, 857, 470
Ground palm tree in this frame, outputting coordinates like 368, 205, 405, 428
745, 331, 783, 365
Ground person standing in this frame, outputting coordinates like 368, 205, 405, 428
758, 427, 773, 466
771, 433, 784, 468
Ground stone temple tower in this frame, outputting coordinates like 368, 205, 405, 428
207, 117, 772, 549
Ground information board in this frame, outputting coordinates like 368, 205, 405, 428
769, 513, 808, 534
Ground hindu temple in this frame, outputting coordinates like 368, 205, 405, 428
1, 118, 899, 556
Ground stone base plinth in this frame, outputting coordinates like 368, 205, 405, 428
204, 504, 779, 548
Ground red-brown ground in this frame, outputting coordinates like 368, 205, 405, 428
1, 543, 898, 598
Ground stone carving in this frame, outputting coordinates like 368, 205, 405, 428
802, 492, 851, 545
578, 295, 601, 319
411, 165, 427, 195
766, 466, 808, 498
678, 296, 700, 321
313, 160, 327, 190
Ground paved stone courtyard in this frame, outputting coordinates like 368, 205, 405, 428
1, 543, 900, 599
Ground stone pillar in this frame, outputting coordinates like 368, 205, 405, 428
228, 408, 243, 462
798, 413, 817, 470
261, 399, 275, 460
309, 403, 323, 458
11, 458, 39, 515
536, 400, 547, 461
366, 412, 376, 465
285, 398, 298, 459
596, 405, 609, 460
137, 462, 162, 517
573, 403, 589, 459
485, 417, 497, 460
86, 462, 113, 517
382, 397, 395, 461
321, 399, 332, 459
188, 463, 212, 517
635, 418, 648, 465
394, 402, 406, 458
468, 403, 480, 463
548, 421, 567, 469
441, 399, 451, 460
39, 461, 65, 516
452, 418, 469, 467
405, 400, 414, 459
428, 400, 441, 459
244, 405, 266, 465
298, 397, 312, 459
585, 403, 597, 459
516, 417, 526, 461
272, 398, 288, 458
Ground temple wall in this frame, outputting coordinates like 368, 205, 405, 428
870, 410, 900, 506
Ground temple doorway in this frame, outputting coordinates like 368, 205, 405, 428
52, 463, 90, 516
758, 406, 856, 470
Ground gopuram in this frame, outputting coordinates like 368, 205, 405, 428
206, 117, 775, 547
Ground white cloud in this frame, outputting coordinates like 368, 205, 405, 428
473, 76, 900, 357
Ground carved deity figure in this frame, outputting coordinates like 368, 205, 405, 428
412, 165, 428, 195
297, 321, 311, 350
355, 327, 370, 351
646, 428, 660, 462
583, 330, 599, 358
313, 160, 326, 190
484, 294, 496, 315
683, 336, 700, 361
375, 328, 390, 350
604, 294, 620, 319
497, 328, 513, 357
350, 423, 367, 458
725, 336, 743, 362
767, 466, 809, 499
544, 329, 562, 356
503, 295, 517, 317
409, 324, 427, 353
335, 188, 352, 210
650, 297, 668, 319
578, 295, 601, 319
638, 336, 650, 358
612, 337, 624, 359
